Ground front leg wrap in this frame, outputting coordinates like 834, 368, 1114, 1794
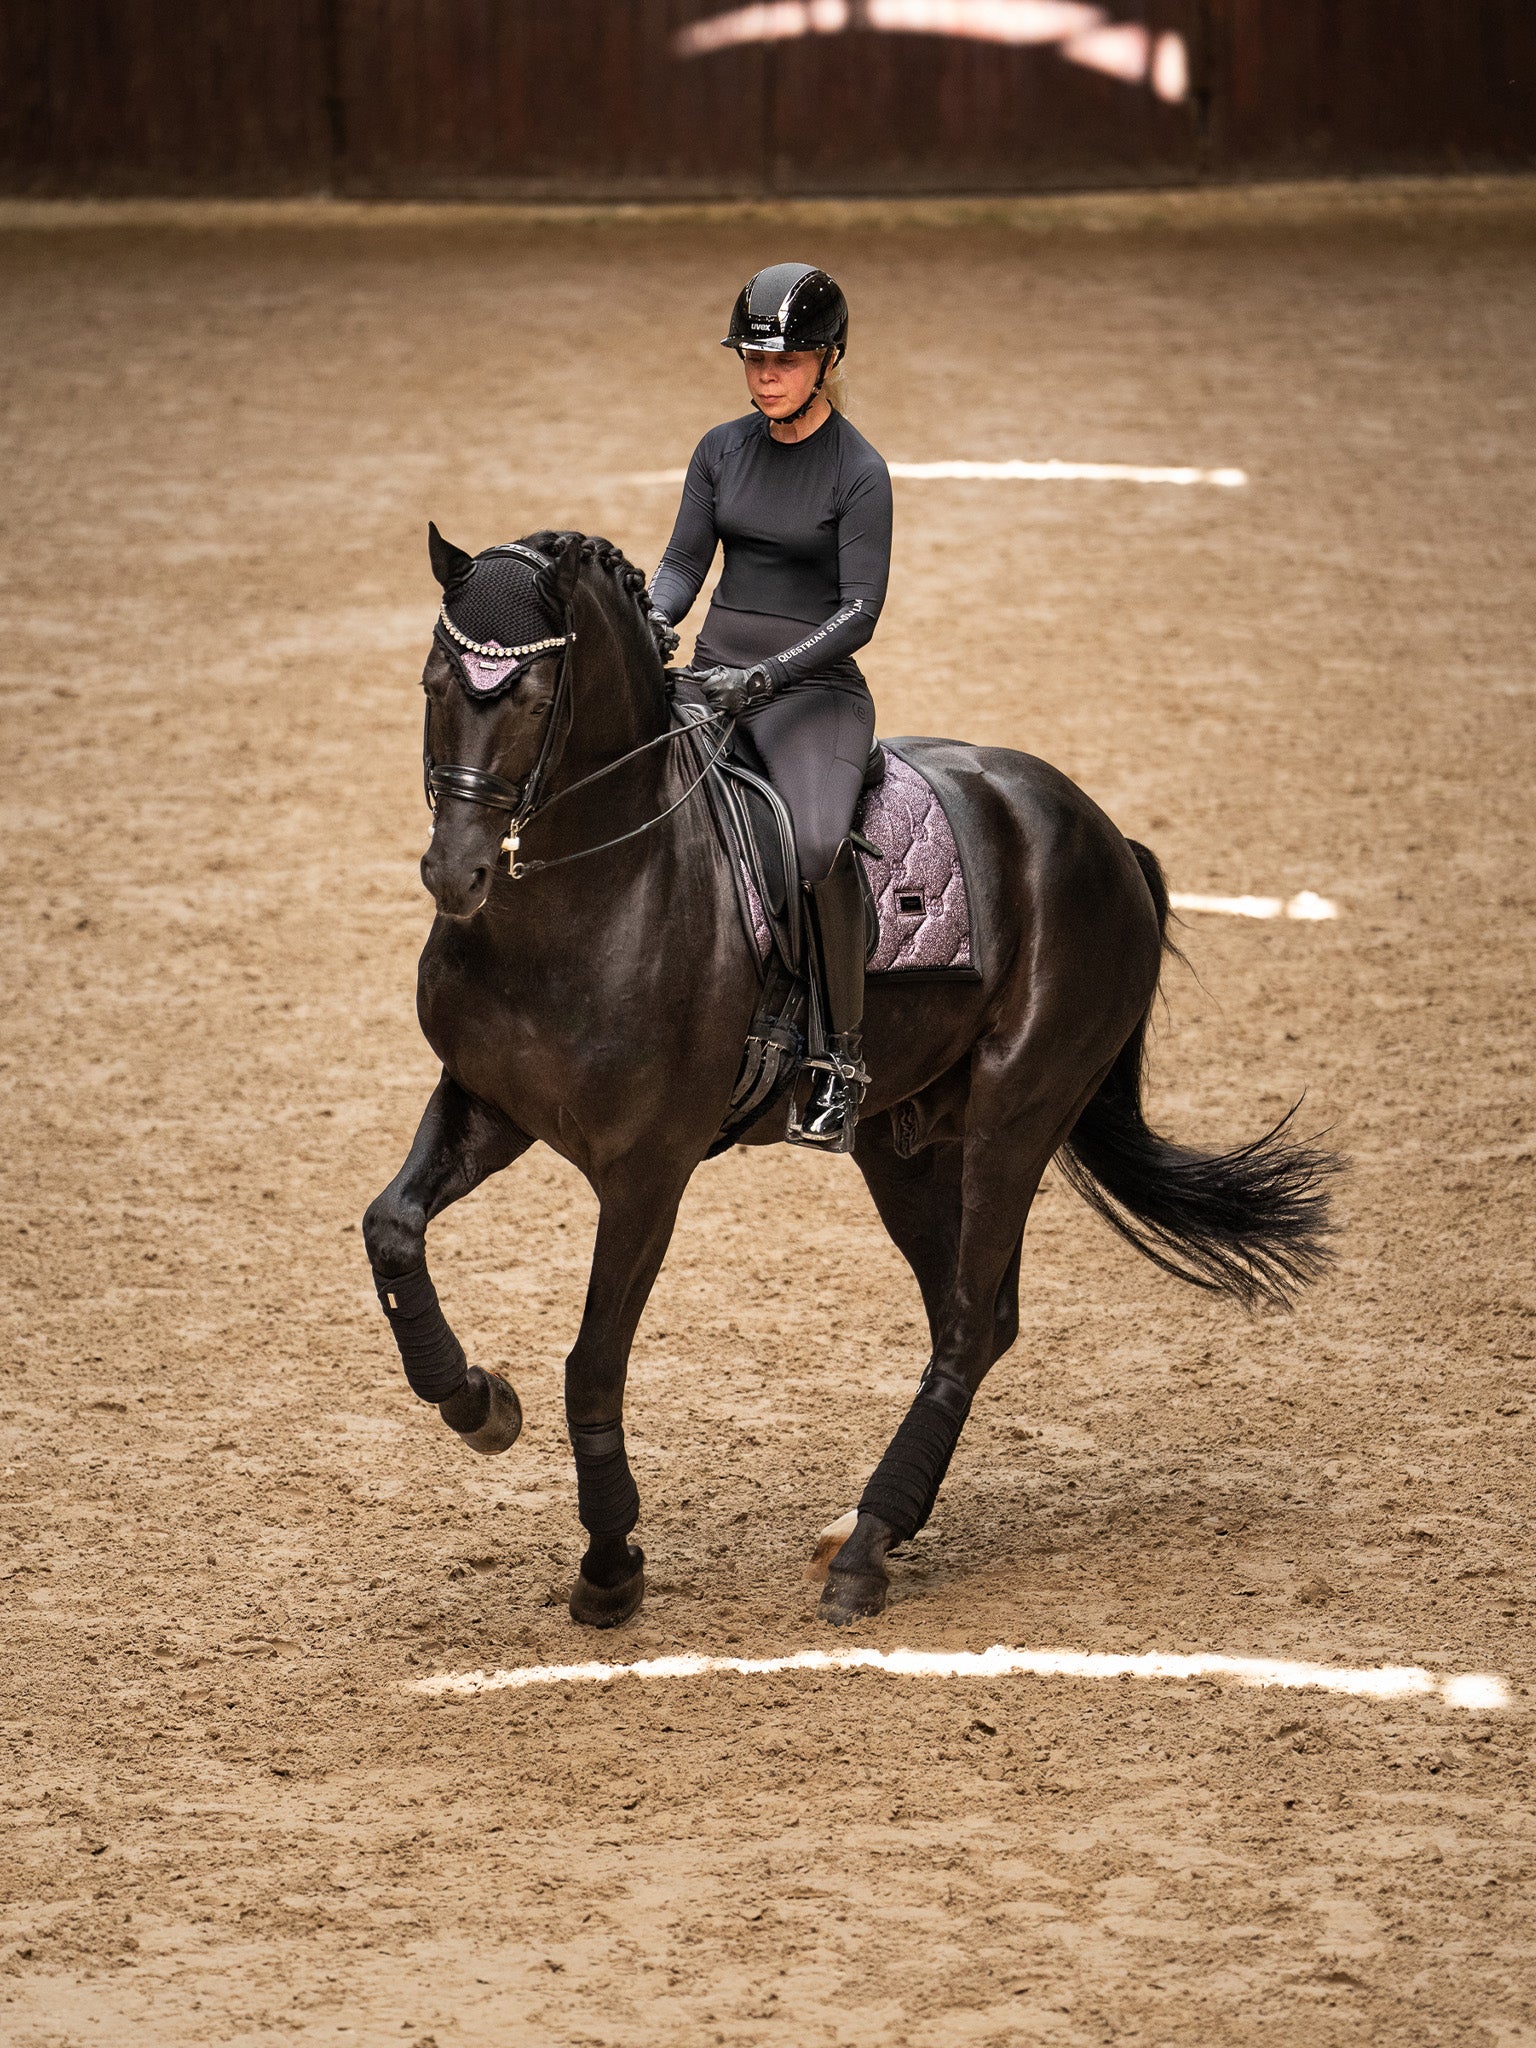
857, 1368, 974, 1541
373, 1262, 470, 1404
570, 1421, 641, 1538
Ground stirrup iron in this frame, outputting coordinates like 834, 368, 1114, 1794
787, 1033, 867, 1154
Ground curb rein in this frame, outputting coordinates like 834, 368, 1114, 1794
423, 553, 734, 882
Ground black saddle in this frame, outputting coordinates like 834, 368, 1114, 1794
669, 686, 884, 1151
692, 706, 884, 974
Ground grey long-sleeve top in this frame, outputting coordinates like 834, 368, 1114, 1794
648, 408, 893, 693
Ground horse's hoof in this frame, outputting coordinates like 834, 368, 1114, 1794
818, 1565, 889, 1628
444, 1368, 522, 1456
805, 1508, 859, 1583
569, 1547, 645, 1629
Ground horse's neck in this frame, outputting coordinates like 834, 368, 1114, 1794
550, 609, 669, 794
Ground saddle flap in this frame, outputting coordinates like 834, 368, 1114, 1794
731, 773, 791, 923
716, 757, 802, 972
676, 695, 802, 975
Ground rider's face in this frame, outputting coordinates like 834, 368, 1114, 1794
742, 346, 826, 419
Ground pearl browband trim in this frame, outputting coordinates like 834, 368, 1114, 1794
438, 603, 572, 661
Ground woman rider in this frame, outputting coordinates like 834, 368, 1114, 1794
648, 262, 893, 1152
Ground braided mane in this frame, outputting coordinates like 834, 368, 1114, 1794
520, 529, 672, 667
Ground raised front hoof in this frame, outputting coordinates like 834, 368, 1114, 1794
441, 1368, 523, 1456
818, 1563, 889, 1628
569, 1546, 645, 1630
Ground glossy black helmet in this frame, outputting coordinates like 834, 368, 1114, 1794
722, 262, 849, 361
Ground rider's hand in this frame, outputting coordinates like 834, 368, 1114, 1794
698, 664, 775, 717
651, 612, 681, 663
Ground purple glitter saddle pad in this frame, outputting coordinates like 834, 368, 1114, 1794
857, 745, 976, 974
741, 743, 977, 978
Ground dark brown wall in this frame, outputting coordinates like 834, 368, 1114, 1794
335, 1, 770, 199
1207, 0, 1536, 174
2, 0, 1531, 199
0, 0, 336, 195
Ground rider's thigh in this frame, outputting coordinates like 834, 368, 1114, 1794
747, 687, 873, 882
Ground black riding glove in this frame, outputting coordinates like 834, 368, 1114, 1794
651, 612, 681, 663
698, 664, 777, 717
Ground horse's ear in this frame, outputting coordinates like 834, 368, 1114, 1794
428, 521, 475, 589
550, 533, 585, 608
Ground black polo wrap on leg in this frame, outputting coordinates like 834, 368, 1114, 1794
569, 1421, 641, 1540
373, 1262, 469, 1405
858, 1368, 974, 1542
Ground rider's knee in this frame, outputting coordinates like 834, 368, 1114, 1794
799, 831, 843, 885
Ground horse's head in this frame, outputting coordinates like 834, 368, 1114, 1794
417, 524, 672, 920
418, 524, 581, 918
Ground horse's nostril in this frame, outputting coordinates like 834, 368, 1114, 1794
419, 845, 491, 917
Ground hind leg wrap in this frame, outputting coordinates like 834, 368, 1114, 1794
570, 1421, 641, 1539
373, 1262, 470, 1405
858, 1368, 973, 1541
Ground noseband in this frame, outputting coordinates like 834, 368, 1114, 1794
423, 542, 732, 881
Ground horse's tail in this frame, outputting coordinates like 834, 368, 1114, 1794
1056, 841, 1339, 1309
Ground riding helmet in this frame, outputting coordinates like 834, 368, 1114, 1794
722, 262, 848, 360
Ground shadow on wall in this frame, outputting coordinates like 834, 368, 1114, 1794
675, 0, 1190, 102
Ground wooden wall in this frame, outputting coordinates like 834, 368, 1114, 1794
2, 0, 1531, 199
335, 1, 772, 199
1208, 0, 1536, 175
1, 0, 336, 195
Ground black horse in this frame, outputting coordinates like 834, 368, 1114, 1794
363, 527, 1335, 1630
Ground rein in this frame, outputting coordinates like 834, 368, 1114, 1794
424, 547, 733, 881
427, 705, 734, 881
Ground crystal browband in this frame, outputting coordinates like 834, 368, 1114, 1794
438, 604, 572, 661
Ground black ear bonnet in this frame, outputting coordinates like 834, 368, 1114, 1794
434, 542, 572, 699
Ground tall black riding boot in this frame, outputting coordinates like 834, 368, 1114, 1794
792, 838, 869, 1153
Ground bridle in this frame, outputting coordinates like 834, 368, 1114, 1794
423, 542, 734, 882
